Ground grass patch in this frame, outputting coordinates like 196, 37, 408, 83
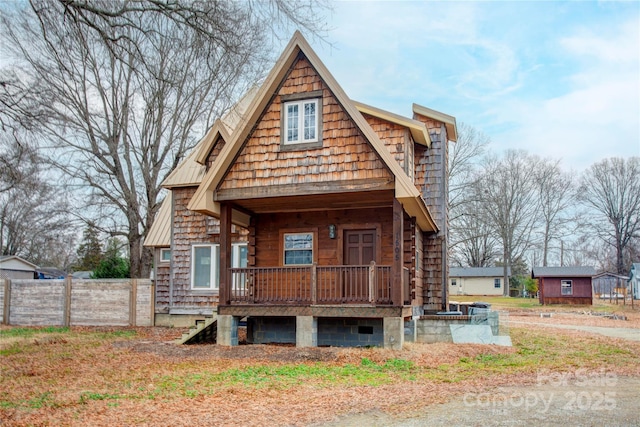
0, 327, 69, 338
1, 324, 638, 422
149, 358, 418, 395
79, 392, 122, 404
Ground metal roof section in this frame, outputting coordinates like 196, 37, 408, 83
161, 87, 259, 188
143, 193, 171, 247
532, 266, 596, 278
450, 267, 511, 278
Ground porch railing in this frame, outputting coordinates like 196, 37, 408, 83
229, 263, 393, 305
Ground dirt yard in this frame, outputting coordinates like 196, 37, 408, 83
2, 301, 639, 426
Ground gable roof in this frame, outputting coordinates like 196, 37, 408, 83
532, 266, 596, 278
144, 193, 171, 247
593, 271, 629, 280
450, 267, 511, 278
412, 103, 458, 142
188, 31, 439, 232
353, 101, 430, 146
0, 255, 38, 271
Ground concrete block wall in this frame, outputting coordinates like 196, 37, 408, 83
317, 318, 383, 347
245, 316, 386, 347
247, 316, 296, 344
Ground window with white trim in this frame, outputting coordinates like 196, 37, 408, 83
232, 243, 248, 268
561, 280, 573, 295
192, 244, 219, 290
494, 278, 501, 288
283, 99, 319, 145
191, 243, 248, 290
283, 232, 313, 265
160, 248, 171, 263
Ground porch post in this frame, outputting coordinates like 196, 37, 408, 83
219, 202, 232, 306
392, 198, 404, 306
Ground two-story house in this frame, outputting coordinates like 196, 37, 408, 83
145, 32, 457, 349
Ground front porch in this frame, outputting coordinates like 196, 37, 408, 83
228, 263, 410, 306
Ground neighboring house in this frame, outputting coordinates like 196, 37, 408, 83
629, 263, 640, 300
592, 272, 629, 299
449, 267, 511, 296
0, 255, 38, 280
532, 266, 595, 305
145, 32, 457, 348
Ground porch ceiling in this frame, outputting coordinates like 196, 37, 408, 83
227, 189, 395, 214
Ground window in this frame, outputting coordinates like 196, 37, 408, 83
561, 280, 573, 295
283, 233, 313, 265
494, 278, 501, 288
191, 243, 248, 290
232, 243, 248, 268
160, 248, 171, 263
192, 244, 219, 290
284, 98, 318, 145
451, 279, 457, 287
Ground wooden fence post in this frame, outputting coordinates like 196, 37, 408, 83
64, 276, 72, 327
130, 279, 138, 326
150, 281, 155, 326
3, 279, 11, 325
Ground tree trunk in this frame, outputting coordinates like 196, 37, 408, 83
503, 247, 509, 297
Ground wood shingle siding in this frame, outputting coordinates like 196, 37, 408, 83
172, 187, 217, 308
170, 187, 248, 310
205, 136, 226, 171
217, 57, 393, 195
362, 113, 413, 178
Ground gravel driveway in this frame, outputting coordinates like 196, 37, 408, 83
318, 376, 640, 427
508, 321, 640, 341
316, 320, 640, 427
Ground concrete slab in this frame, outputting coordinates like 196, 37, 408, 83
450, 324, 512, 346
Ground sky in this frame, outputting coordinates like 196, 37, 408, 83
302, 1, 640, 172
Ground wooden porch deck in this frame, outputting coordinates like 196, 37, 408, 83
228, 264, 400, 306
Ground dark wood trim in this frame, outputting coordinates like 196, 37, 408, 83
219, 203, 232, 305
392, 198, 404, 306
215, 179, 395, 201
219, 304, 412, 318
280, 90, 324, 102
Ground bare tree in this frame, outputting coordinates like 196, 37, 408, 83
450, 192, 498, 267
448, 122, 492, 266
448, 122, 490, 214
478, 150, 541, 296
535, 159, 575, 266
577, 157, 640, 274
1, 0, 330, 278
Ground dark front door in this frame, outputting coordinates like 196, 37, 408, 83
343, 229, 376, 302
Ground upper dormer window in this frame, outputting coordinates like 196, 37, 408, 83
285, 99, 318, 144
280, 91, 323, 149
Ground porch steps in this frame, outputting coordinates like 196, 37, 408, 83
177, 315, 217, 345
